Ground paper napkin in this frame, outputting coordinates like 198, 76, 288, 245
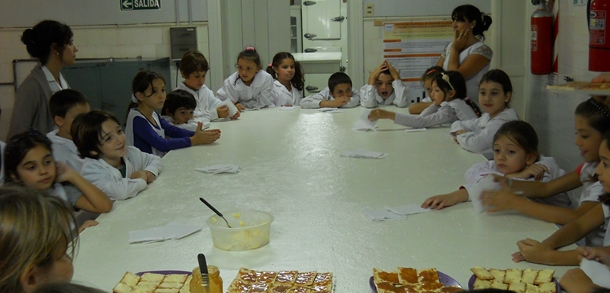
385, 204, 431, 216
129, 222, 201, 244
195, 164, 242, 174
364, 208, 407, 222
353, 109, 377, 131
580, 258, 610, 288
216, 99, 239, 117
404, 128, 427, 133
318, 108, 343, 113
470, 175, 502, 214
341, 149, 388, 159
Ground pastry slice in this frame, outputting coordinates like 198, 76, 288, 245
522, 269, 539, 284
504, 269, 523, 284
154, 289, 179, 293
309, 285, 332, 293
538, 282, 557, 293
417, 282, 443, 291
525, 283, 540, 293
470, 266, 494, 280
113, 283, 134, 293
489, 269, 506, 282
373, 268, 399, 285
238, 268, 259, 283
274, 271, 298, 285
157, 283, 182, 289
313, 272, 333, 286
508, 282, 526, 293
397, 267, 418, 285
439, 286, 465, 293
417, 268, 440, 284
491, 281, 509, 290
257, 271, 277, 283
163, 274, 188, 284
140, 273, 165, 284
120, 272, 141, 287
269, 284, 292, 293
534, 269, 555, 285
294, 271, 316, 286
247, 281, 270, 293
473, 279, 491, 289
288, 286, 310, 293
375, 282, 406, 293
133, 285, 156, 293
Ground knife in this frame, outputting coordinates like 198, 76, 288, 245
197, 253, 209, 292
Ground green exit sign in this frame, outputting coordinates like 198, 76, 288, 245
120, 0, 161, 11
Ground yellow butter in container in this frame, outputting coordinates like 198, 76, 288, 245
206, 210, 274, 251
191, 265, 222, 293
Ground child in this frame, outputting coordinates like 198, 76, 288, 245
509, 129, 610, 267
450, 69, 519, 159
4, 130, 112, 214
558, 246, 610, 292
73, 110, 163, 201
408, 66, 445, 114
488, 98, 610, 247
47, 89, 91, 171
360, 60, 409, 108
0, 185, 78, 293
300, 72, 361, 109
368, 71, 480, 128
421, 120, 569, 210
125, 70, 221, 157
266, 52, 304, 107
162, 89, 210, 131
175, 50, 239, 120
216, 47, 274, 110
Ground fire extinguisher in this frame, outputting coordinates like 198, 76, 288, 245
531, 0, 553, 75
589, 0, 610, 72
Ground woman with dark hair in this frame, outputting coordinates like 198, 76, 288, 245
8, 20, 78, 139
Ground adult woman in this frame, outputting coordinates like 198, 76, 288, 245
410, 5, 492, 114
8, 20, 78, 139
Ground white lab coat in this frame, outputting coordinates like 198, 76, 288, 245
80, 146, 163, 200
394, 99, 478, 128
160, 115, 210, 132
300, 87, 361, 109
216, 71, 274, 109
47, 130, 84, 172
271, 80, 303, 106
359, 80, 409, 108
450, 108, 519, 160
175, 83, 223, 121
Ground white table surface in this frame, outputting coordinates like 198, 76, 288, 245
72, 107, 575, 292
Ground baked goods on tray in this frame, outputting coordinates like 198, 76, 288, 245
227, 267, 333, 293
547, 82, 610, 95
372, 267, 462, 293
469, 267, 556, 293
113, 271, 192, 293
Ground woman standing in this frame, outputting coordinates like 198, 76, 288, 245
8, 20, 78, 139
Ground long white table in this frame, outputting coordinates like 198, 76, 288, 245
73, 107, 575, 291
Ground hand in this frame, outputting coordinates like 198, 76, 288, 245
332, 96, 350, 107
78, 220, 99, 233
368, 109, 393, 121
283, 104, 293, 107
421, 193, 465, 210
217, 105, 230, 118
516, 238, 552, 264
481, 182, 523, 213
368, 61, 388, 84
145, 171, 156, 183
453, 130, 466, 136
451, 28, 472, 53
591, 73, 610, 83
453, 136, 459, 144
191, 124, 221, 145
385, 61, 401, 81
559, 268, 595, 293
230, 111, 240, 120
55, 162, 77, 183
577, 246, 610, 267
235, 103, 245, 111
511, 163, 550, 181
130, 170, 148, 181
511, 251, 525, 263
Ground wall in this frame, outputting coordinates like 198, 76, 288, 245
362, 0, 491, 17
525, 0, 594, 171
0, 23, 209, 141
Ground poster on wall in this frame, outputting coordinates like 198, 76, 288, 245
382, 21, 452, 101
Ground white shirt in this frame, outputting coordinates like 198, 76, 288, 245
450, 108, 519, 160
300, 87, 361, 109
394, 99, 479, 128
359, 80, 409, 108
47, 130, 84, 172
442, 41, 493, 103
175, 83, 223, 121
271, 80, 303, 106
41, 65, 69, 93
216, 71, 274, 109
80, 146, 163, 201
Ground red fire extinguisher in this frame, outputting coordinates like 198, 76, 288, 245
589, 0, 610, 72
531, 0, 553, 75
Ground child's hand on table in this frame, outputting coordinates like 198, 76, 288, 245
368, 109, 395, 122
130, 170, 148, 181
145, 171, 156, 183
217, 105, 230, 118
515, 238, 552, 264
235, 103, 246, 111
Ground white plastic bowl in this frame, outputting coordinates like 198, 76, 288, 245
206, 210, 274, 251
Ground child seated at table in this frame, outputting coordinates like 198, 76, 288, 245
266, 51, 304, 107
421, 120, 569, 210
72, 110, 163, 201
407, 66, 445, 114
300, 72, 361, 109
161, 89, 210, 132
450, 69, 519, 159
368, 71, 481, 128
4, 130, 112, 214
0, 185, 78, 293
47, 89, 91, 171
559, 246, 610, 293
175, 50, 239, 120
360, 60, 409, 108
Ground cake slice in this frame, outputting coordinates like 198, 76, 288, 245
491, 282, 509, 290
140, 273, 165, 284
163, 274, 188, 284
525, 283, 540, 293
504, 269, 523, 284
120, 272, 141, 287
534, 269, 555, 285
397, 267, 418, 285
473, 279, 491, 289
373, 268, 399, 284
113, 283, 134, 293
508, 282, 526, 293
522, 269, 539, 284
489, 269, 506, 282
417, 268, 440, 284
470, 266, 494, 280
538, 282, 557, 293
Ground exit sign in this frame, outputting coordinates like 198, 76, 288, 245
121, 0, 161, 11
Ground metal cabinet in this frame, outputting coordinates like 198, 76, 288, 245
62, 58, 171, 125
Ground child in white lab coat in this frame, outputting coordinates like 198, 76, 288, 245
72, 110, 163, 201
360, 60, 409, 108
408, 66, 445, 114
175, 50, 239, 120
422, 120, 569, 210
266, 52, 304, 107
216, 47, 274, 110
300, 72, 361, 109
162, 90, 210, 132
450, 69, 519, 159
368, 70, 481, 128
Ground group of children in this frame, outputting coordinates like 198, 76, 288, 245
2, 42, 610, 292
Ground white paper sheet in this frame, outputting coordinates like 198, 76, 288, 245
404, 128, 427, 133
340, 149, 388, 159
217, 99, 239, 117
470, 175, 502, 214
195, 164, 242, 174
318, 108, 344, 113
385, 204, 431, 216
580, 258, 610, 288
364, 208, 407, 221
353, 109, 378, 131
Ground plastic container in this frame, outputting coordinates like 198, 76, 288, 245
206, 210, 274, 251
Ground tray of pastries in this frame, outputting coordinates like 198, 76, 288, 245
227, 267, 334, 293
370, 267, 462, 293
113, 270, 192, 293
469, 266, 559, 293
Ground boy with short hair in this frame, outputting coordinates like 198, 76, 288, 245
360, 60, 409, 108
300, 72, 360, 109
47, 89, 91, 171
175, 50, 239, 120
161, 89, 210, 131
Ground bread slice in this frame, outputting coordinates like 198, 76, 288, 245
397, 267, 418, 284
113, 282, 134, 293
525, 283, 540, 293
473, 279, 491, 289
489, 269, 506, 282
538, 282, 557, 293
140, 273, 165, 283
470, 266, 494, 280
522, 269, 538, 284
120, 272, 141, 286
417, 268, 440, 284
491, 281, 509, 290
373, 268, 399, 284
504, 269, 523, 284
163, 274, 187, 284
534, 269, 555, 285
508, 282, 526, 293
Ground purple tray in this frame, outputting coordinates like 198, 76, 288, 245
136, 270, 191, 276
369, 271, 461, 292
467, 274, 561, 291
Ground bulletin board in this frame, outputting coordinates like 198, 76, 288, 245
363, 0, 491, 17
